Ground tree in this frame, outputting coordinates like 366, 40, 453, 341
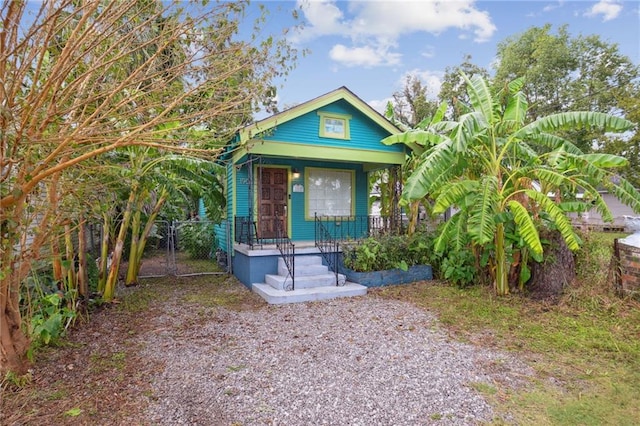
493, 25, 639, 153
438, 55, 490, 120
1, 0, 298, 375
597, 85, 640, 188
391, 75, 439, 128
383, 74, 640, 296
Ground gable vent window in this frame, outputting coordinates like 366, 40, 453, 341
318, 112, 351, 140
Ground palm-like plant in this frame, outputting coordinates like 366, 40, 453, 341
383, 75, 640, 295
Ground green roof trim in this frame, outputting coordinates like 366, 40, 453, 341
233, 140, 406, 165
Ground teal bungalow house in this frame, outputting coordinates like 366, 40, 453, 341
215, 87, 408, 303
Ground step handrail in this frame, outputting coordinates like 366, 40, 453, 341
314, 213, 344, 286
275, 216, 295, 291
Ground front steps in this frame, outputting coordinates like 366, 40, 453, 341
252, 255, 367, 304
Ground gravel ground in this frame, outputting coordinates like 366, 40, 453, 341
142, 296, 532, 425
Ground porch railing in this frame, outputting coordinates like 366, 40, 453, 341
234, 216, 261, 249
314, 215, 394, 241
275, 216, 295, 291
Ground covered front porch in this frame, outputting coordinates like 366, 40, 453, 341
231, 214, 403, 304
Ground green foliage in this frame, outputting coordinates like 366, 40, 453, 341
1, 370, 33, 391
438, 248, 477, 288
178, 221, 216, 259
341, 232, 434, 272
64, 408, 83, 417
493, 23, 639, 158
28, 293, 76, 347
383, 73, 639, 295
21, 271, 77, 353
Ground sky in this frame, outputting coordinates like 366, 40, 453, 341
249, 0, 640, 115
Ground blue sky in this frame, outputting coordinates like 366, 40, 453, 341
250, 0, 640, 115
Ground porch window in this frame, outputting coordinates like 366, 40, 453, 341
318, 112, 351, 140
306, 168, 354, 218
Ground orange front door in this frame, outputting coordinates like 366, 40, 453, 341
258, 167, 288, 239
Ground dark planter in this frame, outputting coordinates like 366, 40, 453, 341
340, 264, 433, 288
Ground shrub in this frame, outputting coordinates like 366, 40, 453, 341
20, 270, 76, 354
178, 221, 216, 259
438, 247, 477, 288
341, 232, 435, 272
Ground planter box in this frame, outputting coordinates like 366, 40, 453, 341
340, 264, 433, 288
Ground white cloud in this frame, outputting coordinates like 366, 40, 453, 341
397, 69, 445, 101
421, 46, 436, 59
584, 0, 623, 21
295, 0, 497, 67
543, 1, 565, 13
368, 97, 394, 115
329, 44, 401, 67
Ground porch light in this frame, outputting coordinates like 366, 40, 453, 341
292, 168, 301, 179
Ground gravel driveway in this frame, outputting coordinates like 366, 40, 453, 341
142, 296, 531, 425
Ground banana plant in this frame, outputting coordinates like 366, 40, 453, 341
383, 74, 639, 295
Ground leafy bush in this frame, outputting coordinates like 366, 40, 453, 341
426, 223, 480, 288
178, 221, 216, 259
341, 232, 435, 272
28, 293, 76, 346
21, 271, 76, 354
438, 248, 477, 288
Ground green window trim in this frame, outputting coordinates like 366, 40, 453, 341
305, 167, 356, 220
318, 111, 351, 140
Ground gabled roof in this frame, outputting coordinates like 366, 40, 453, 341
238, 86, 402, 144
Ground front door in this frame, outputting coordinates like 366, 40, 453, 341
258, 167, 288, 239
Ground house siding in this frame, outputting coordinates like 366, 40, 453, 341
571, 193, 637, 229
260, 100, 403, 154
215, 162, 235, 252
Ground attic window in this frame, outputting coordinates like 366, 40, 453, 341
318, 112, 351, 140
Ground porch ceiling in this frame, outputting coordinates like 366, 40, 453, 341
234, 140, 406, 166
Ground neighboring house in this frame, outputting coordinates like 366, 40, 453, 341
214, 87, 407, 303
569, 190, 637, 231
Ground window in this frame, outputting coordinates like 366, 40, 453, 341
306, 168, 354, 218
318, 112, 351, 140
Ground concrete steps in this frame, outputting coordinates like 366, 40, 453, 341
252, 255, 367, 304
252, 282, 367, 304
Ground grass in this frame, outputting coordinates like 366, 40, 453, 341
6, 232, 638, 424
374, 231, 640, 425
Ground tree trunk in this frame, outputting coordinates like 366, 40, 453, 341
77, 218, 89, 299
0, 286, 30, 375
494, 223, 510, 296
125, 208, 143, 286
1, 184, 56, 374
407, 200, 420, 236
528, 229, 575, 301
104, 189, 137, 302
64, 223, 77, 292
97, 213, 111, 294
126, 189, 169, 285
0, 202, 30, 374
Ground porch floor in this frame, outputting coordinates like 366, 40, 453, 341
252, 281, 367, 304
234, 241, 326, 257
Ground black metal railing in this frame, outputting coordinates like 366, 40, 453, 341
314, 214, 344, 286
313, 215, 395, 241
234, 216, 260, 248
275, 217, 295, 291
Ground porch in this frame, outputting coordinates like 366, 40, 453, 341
231, 215, 402, 304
